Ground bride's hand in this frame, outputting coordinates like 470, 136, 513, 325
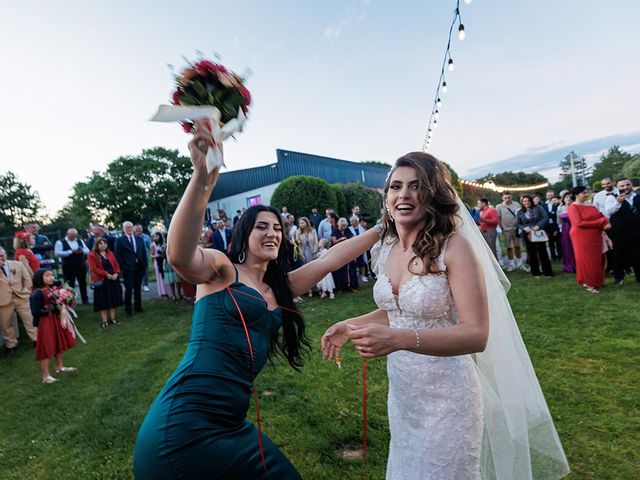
321, 321, 351, 360
348, 323, 398, 358
188, 120, 217, 178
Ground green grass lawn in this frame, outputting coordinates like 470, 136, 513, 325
0, 268, 638, 479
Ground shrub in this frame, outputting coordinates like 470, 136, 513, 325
271, 176, 336, 219
329, 184, 347, 217
338, 183, 383, 223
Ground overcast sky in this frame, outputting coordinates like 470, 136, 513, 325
1, 0, 638, 215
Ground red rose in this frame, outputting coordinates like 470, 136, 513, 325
181, 122, 194, 134
172, 89, 182, 105
238, 86, 251, 106
194, 60, 227, 76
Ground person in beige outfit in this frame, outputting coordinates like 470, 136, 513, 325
0, 246, 37, 353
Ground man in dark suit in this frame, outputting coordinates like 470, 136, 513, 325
115, 221, 148, 316
232, 210, 242, 226
211, 219, 231, 252
544, 190, 562, 260
606, 178, 640, 285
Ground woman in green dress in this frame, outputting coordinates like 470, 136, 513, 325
133, 120, 380, 479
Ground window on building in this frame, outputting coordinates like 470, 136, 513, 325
247, 195, 262, 207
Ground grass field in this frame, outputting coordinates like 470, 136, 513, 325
0, 267, 638, 479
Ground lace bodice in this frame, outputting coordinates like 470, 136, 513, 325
372, 237, 460, 329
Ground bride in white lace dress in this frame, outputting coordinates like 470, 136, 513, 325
322, 152, 570, 480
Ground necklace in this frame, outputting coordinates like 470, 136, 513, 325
396, 242, 420, 266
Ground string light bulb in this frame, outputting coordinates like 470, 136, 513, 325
422, 0, 470, 152
464, 0, 472, 4
458, 24, 466, 40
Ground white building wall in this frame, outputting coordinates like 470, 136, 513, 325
207, 182, 280, 219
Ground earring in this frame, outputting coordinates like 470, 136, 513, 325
386, 207, 394, 222
238, 249, 246, 263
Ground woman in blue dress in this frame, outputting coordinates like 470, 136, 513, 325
133, 120, 381, 479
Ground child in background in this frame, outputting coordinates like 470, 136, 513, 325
315, 239, 335, 299
30, 269, 77, 384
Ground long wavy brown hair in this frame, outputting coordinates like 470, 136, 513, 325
381, 152, 459, 273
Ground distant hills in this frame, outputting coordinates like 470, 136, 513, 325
461, 131, 640, 181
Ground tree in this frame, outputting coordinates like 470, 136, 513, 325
441, 161, 463, 197
622, 157, 640, 179
591, 146, 637, 183
0, 172, 43, 237
476, 171, 547, 187
463, 170, 550, 206
361, 160, 391, 167
329, 184, 347, 217
558, 151, 590, 189
338, 183, 383, 223
61, 148, 192, 229
271, 176, 337, 219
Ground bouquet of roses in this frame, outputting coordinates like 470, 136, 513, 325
52, 285, 77, 310
52, 285, 86, 344
151, 56, 252, 173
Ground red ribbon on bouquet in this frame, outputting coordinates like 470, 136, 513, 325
362, 358, 368, 480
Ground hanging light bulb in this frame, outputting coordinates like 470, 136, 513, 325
448, 58, 455, 71
436, 97, 442, 108
441, 81, 447, 93
464, 0, 472, 4
458, 24, 466, 40
434, 110, 439, 119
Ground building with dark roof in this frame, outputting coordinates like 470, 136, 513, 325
207, 149, 390, 219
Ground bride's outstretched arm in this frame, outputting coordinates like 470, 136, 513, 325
287, 227, 380, 296
321, 308, 388, 360
348, 234, 489, 358
166, 121, 232, 284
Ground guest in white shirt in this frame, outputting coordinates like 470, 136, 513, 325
317, 209, 335, 246
593, 177, 618, 218
54, 228, 90, 303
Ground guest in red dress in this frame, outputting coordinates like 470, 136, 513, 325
13, 231, 40, 275
29, 269, 77, 384
87, 238, 124, 328
568, 186, 612, 293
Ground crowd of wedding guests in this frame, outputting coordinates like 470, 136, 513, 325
473, 176, 640, 294
201, 205, 375, 303
3, 176, 637, 362
0, 220, 163, 357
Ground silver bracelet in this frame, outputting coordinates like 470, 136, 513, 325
413, 328, 421, 350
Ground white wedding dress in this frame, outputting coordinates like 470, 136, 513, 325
373, 236, 483, 480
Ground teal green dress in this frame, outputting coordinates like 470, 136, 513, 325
133, 278, 302, 479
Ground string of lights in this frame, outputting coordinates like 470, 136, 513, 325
460, 179, 550, 193
423, 0, 471, 152
421, 1, 547, 193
